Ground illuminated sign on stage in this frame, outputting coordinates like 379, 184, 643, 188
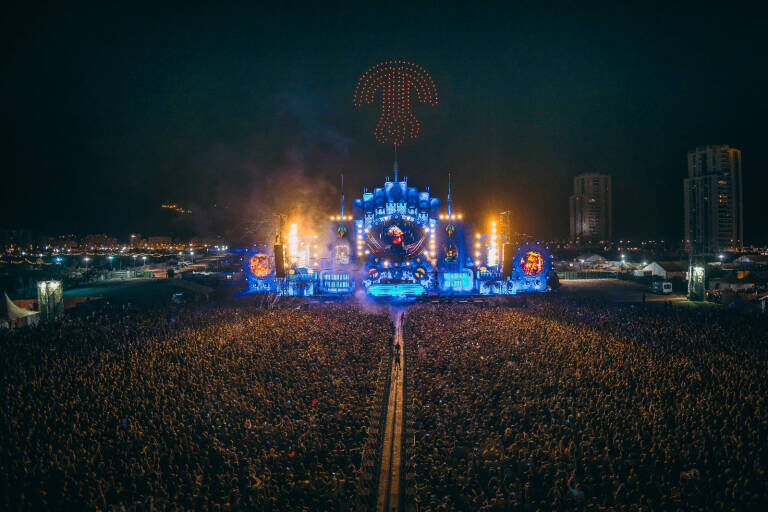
520, 251, 544, 276
444, 244, 458, 263
334, 244, 350, 264
249, 253, 270, 277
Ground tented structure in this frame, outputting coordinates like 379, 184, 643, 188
641, 262, 669, 279
641, 261, 689, 280
1, 292, 40, 328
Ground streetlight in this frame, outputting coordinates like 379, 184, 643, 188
108, 255, 114, 271
190, 250, 195, 264
719, 254, 724, 263
83, 256, 90, 271
142, 256, 147, 267
132, 255, 137, 268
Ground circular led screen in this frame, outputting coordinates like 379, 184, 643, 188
249, 253, 271, 277
520, 250, 544, 276
366, 219, 427, 262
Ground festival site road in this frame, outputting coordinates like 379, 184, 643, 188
376, 307, 406, 512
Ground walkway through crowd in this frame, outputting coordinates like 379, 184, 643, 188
376, 307, 406, 512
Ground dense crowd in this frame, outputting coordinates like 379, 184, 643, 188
403, 300, 768, 511
1, 303, 391, 510
4, 295, 768, 511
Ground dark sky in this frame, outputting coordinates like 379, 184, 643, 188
2, 3, 766, 244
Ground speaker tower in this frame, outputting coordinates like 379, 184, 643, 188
274, 245, 285, 278
501, 243, 514, 277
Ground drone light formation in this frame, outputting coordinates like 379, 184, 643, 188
353, 60, 439, 146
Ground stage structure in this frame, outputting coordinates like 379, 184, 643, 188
242, 60, 554, 297
243, 169, 554, 298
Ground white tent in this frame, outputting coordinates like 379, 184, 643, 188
641, 261, 688, 279
641, 262, 668, 279
1, 292, 40, 328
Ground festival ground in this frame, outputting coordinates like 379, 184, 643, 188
2, 290, 766, 511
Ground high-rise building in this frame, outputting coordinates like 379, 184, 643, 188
569, 173, 612, 243
684, 145, 743, 254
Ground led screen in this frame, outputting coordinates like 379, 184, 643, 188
334, 244, 350, 264
444, 244, 458, 263
520, 251, 544, 276
249, 253, 271, 277
365, 219, 427, 262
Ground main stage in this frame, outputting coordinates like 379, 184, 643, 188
243, 169, 554, 299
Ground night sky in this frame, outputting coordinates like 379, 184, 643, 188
2, 4, 766, 244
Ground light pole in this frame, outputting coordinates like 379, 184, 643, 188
142, 256, 147, 268
108, 255, 114, 271
83, 256, 90, 270
190, 250, 195, 264
132, 254, 137, 269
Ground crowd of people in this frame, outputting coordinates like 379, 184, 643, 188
403, 299, 768, 511
3, 294, 767, 511
1, 303, 392, 510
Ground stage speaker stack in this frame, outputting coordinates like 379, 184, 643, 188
501, 243, 514, 277
274, 244, 286, 277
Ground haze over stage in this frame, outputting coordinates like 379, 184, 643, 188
245, 172, 555, 298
